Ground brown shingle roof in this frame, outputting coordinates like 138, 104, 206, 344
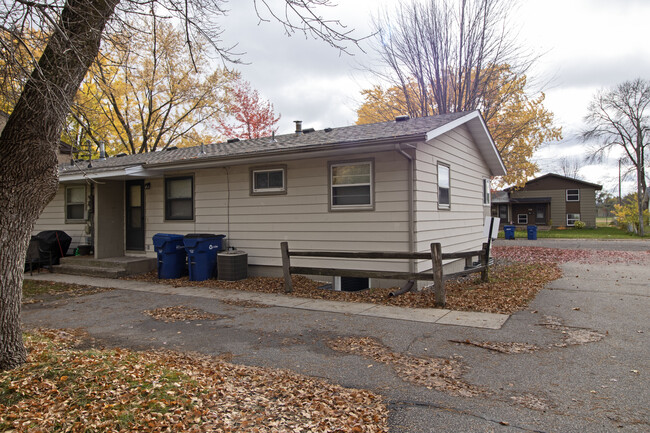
59, 112, 470, 175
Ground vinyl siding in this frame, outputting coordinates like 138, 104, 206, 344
142, 150, 411, 271
32, 184, 88, 253
413, 125, 491, 272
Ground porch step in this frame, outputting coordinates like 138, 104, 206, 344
54, 256, 156, 278
54, 264, 129, 278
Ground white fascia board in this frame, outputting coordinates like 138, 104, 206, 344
59, 165, 153, 182
425, 111, 507, 176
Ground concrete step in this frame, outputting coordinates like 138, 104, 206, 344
59, 256, 156, 274
55, 256, 156, 278
53, 264, 128, 278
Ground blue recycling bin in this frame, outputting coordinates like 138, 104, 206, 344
184, 234, 226, 281
504, 225, 516, 240
527, 225, 538, 240
152, 233, 186, 279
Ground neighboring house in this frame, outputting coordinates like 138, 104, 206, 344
492, 173, 602, 228
33, 111, 506, 285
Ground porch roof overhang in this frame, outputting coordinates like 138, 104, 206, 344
59, 164, 156, 182
510, 197, 552, 204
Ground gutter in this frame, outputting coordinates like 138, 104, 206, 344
395, 144, 416, 274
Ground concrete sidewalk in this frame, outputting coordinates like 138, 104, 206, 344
23, 272, 509, 330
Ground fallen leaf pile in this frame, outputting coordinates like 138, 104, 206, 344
492, 246, 650, 265
143, 305, 226, 323
220, 299, 270, 309
22, 280, 112, 304
540, 315, 606, 347
1, 329, 388, 432
510, 394, 552, 411
124, 262, 560, 314
449, 315, 605, 356
449, 339, 541, 354
328, 337, 483, 397
444, 262, 563, 314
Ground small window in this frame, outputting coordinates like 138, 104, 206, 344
518, 214, 528, 224
165, 176, 193, 220
483, 178, 491, 205
566, 189, 580, 201
251, 167, 286, 195
567, 213, 581, 226
65, 185, 86, 221
330, 160, 373, 209
438, 163, 450, 208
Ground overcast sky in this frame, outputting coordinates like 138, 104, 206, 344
219, 0, 650, 195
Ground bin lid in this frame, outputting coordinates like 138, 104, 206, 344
153, 233, 184, 239
184, 233, 226, 239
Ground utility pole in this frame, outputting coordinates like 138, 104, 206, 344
618, 158, 622, 205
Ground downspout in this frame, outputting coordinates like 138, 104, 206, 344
395, 144, 415, 275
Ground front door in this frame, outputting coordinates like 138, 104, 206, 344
535, 204, 547, 224
126, 180, 145, 250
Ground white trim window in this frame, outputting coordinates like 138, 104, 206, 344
438, 163, 450, 208
165, 176, 194, 220
566, 189, 580, 201
482, 178, 491, 205
330, 160, 373, 209
518, 214, 528, 224
251, 167, 286, 195
567, 213, 581, 226
65, 185, 86, 222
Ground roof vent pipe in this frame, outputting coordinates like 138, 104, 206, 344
99, 141, 106, 160
200, 143, 206, 155
294, 120, 302, 133
395, 115, 410, 122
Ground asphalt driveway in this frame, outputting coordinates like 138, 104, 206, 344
22, 239, 650, 432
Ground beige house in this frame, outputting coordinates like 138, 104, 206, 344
33, 111, 506, 283
492, 173, 602, 228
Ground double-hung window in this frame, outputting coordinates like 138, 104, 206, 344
251, 166, 286, 195
483, 178, 491, 205
438, 163, 450, 208
566, 189, 580, 201
165, 176, 194, 220
567, 213, 581, 226
330, 160, 373, 210
65, 185, 86, 222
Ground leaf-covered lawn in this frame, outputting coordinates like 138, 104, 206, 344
0, 329, 387, 433
22, 280, 111, 304
498, 226, 649, 239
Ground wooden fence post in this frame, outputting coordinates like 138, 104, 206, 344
281, 242, 293, 293
431, 242, 445, 307
481, 242, 489, 282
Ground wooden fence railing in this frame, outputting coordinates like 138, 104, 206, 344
280, 242, 490, 307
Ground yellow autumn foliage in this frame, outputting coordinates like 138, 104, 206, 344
356, 65, 562, 187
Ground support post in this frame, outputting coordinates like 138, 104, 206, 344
281, 242, 293, 293
481, 242, 490, 282
431, 242, 445, 307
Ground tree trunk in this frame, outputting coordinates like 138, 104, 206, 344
0, 0, 119, 371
